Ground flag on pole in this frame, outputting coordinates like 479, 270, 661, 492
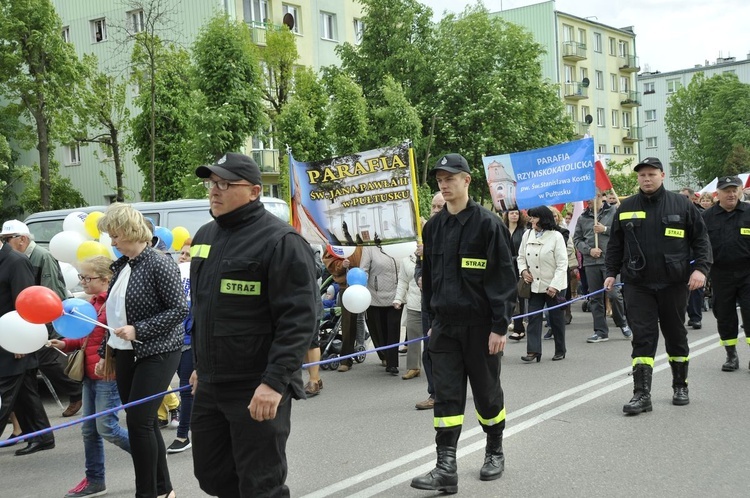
595, 154, 613, 192
566, 200, 585, 236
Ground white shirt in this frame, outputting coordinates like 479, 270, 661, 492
106, 263, 133, 351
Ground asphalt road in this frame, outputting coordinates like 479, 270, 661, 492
2, 304, 748, 497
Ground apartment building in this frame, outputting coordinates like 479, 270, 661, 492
638, 56, 750, 190
491, 0, 641, 167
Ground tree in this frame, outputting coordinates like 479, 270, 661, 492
17, 162, 87, 213
0, 0, 84, 210
431, 6, 573, 202
260, 26, 298, 122
369, 76, 422, 150
326, 73, 371, 156
192, 13, 266, 162
70, 55, 131, 202
130, 42, 194, 201
606, 158, 638, 196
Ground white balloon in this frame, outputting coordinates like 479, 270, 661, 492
98, 232, 116, 259
380, 241, 418, 261
329, 245, 356, 258
0, 311, 49, 354
63, 211, 92, 239
59, 262, 80, 291
49, 231, 87, 264
342, 284, 371, 313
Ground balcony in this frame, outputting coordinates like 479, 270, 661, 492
619, 54, 640, 72
573, 121, 590, 138
563, 82, 588, 100
623, 126, 643, 142
620, 91, 641, 107
246, 20, 283, 46
561, 41, 587, 61
251, 149, 280, 174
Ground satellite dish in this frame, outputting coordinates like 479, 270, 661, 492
282, 13, 295, 30
581, 77, 590, 88
585, 114, 593, 124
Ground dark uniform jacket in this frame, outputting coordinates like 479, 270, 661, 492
702, 200, 750, 272
0, 243, 37, 377
422, 199, 516, 335
605, 186, 712, 287
190, 199, 318, 399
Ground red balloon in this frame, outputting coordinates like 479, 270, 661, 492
16, 286, 64, 324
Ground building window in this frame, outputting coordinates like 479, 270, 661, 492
580, 67, 588, 83
593, 33, 602, 53
611, 110, 619, 128
646, 137, 658, 148
578, 28, 586, 45
564, 64, 574, 83
320, 12, 337, 41
667, 78, 682, 93
624, 146, 633, 155
596, 107, 606, 127
613, 145, 620, 154
282, 4, 300, 34
66, 144, 81, 165
62, 26, 70, 43
645, 109, 656, 121
595, 70, 604, 90
128, 10, 145, 33
565, 104, 577, 121
643, 82, 655, 94
353, 18, 364, 44
245, 0, 269, 23
622, 111, 631, 128
608, 37, 616, 56
90, 18, 107, 43
618, 40, 629, 57
562, 24, 574, 42
620, 76, 629, 93
610, 74, 618, 92
598, 145, 607, 154
581, 105, 590, 121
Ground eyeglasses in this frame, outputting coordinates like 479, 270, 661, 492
0, 234, 20, 243
78, 274, 103, 283
202, 180, 252, 191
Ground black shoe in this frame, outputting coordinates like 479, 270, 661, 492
551, 353, 566, 361
4, 432, 24, 447
15, 439, 55, 456
385, 366, 399, 376
691, 321, 702, 330
673, 387, 690, 406
543, 331, 553, 340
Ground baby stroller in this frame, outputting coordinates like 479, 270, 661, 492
318, 277, 368, 370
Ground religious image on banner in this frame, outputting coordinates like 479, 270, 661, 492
482, 138, 596, 210
289, 143, 421, 254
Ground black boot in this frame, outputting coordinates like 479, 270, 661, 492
479, 433, 505, 481
722, 346, 740, 371
623, 364, 653, 415
671, 361, 690, 406
411, 446, 458, 494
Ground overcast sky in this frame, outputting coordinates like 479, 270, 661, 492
423, 0, 750, 74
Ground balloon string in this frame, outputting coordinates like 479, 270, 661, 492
67, 309, 143, 344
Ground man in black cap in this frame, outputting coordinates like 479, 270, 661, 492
411, 153, 516, 493
189, 153, 318, 497
701, 175, 750, 372
604, 157, 712, 415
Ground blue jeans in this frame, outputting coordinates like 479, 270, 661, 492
82, 377, 131, 484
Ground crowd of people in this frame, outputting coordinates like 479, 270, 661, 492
1, 151, 748, 497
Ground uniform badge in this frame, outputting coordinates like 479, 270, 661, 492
441, 157, 448, 165
217, 154, 227, 164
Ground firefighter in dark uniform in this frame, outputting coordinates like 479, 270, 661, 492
189, 153, 318, 497
605, 157, 712, 414
411, 154, 516, 493
701, 175, 750, 371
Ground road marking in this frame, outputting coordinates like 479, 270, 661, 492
301, 334, 719, 498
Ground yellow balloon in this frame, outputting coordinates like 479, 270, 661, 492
84, 211, 105, 239
171, 226, 190, 251
77, 241, 111, 262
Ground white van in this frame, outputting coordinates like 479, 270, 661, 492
24, 197, 290, 250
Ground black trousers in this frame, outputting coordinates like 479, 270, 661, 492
623, 283, 690, 360
421, 311, 434, 396
365, 306, 401, 368
712, 269, 750, 344
429, 319, 505, 448
687, 288, 704, 323
37, 346, 83, 402
192, 380, 292, 498
0, 369, 53, 443
115, 349, 180, 498
338, 291, 360, 366
526, 292, 566, 356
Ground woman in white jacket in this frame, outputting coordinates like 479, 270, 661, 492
517, 206, 569, 362
393, 252, 422, 380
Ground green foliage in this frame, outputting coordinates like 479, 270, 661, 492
17, 163, 86, 213
606, 157, 638, 196
261, 26, 298, 119
130, 42, 195, 201
192, 13, 266, 163
665, 72, 750, 184
326, 73, 371, 155
369, 76, 422, 150
431, 6, 573, 202
416, 183, 433, 221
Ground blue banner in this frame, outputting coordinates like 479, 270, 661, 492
482, 138, 595, 210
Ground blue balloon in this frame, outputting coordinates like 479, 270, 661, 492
154, 226, 173, 253
346, 268, 367, 286
112, 246, 123, 259
52, 298, 97, 339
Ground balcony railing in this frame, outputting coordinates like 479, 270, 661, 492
251, 149, 280, 173
620, 91, 641, 107
246, 20, 283, 45
561, 41, 587, 61
623, 126, 643, 142
573, 121, 590, 138
563, 82, 588, 100
619, 54, 640, 72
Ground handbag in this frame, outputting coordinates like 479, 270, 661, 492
64, 337, 88, 382
517, 276, 531, 299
